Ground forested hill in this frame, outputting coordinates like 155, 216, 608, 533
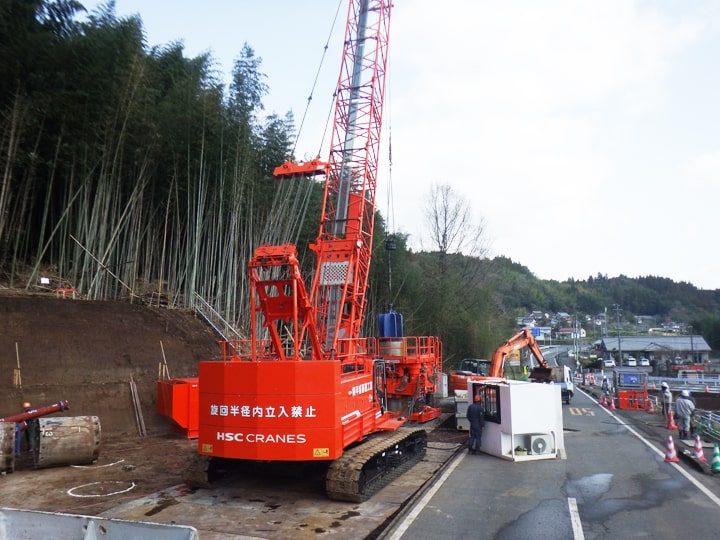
483, 255, 720, 320
1, 2, 718, 367
452, 254, 720, 352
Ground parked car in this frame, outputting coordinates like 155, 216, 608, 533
625, 356, 637, 367
639, 357, 650, 367
603, 358, 616, 368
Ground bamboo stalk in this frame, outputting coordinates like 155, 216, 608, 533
70, 234, 134, 295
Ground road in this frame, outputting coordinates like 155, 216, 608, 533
380, 388, 720, 539
4, 385, 719, 538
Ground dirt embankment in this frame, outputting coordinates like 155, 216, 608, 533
0, 292, 220, 437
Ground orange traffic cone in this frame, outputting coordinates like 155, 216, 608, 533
647, 399, 655, 413
599, 394, 606, 406
712, 444, 720, 473
693, 435, 707, 462
666, 410, 678, 430
609, 396, 616, 410
664, 436, 679, 463
706, 384, 710, 393
652, 382, 657, 390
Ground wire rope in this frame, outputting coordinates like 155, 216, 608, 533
292, 0, 345, 159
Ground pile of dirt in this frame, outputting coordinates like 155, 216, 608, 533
0, 291, 220, 437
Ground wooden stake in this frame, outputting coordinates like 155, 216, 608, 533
13, 342, 21, 388
159, 340, 170, 380
129, 374, 146, 437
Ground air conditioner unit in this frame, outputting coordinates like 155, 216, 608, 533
530, 434, 553, 455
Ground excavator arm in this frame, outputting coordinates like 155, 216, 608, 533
489, 328, 549, 378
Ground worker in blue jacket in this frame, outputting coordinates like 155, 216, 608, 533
466, 393, 485, 454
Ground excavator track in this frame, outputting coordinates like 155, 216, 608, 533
325, 428, 427, 502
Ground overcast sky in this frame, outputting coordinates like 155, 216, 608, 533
82, 1, 720, 290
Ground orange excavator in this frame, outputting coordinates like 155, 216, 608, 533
167, 0, 443, 502
489, 328, 575, 404
449, 329, 550, 394
490, 328, 550, 378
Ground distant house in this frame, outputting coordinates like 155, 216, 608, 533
635, 315, 655, 332
598, 335, 710, 365
557, 327, 586, 339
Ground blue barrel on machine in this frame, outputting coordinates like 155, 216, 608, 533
378, 309, 404, 338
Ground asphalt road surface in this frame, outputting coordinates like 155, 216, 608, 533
381, 388, 720, 539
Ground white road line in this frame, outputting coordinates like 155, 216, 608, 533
386, 450, 466, 540
587, 389, 720, 508
568, 497, 585, 540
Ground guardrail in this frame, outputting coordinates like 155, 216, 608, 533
694, 410, 720, 442
647, 376, 720, 393
193, 292, 242, 342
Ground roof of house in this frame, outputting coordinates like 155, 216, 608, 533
599, 335, 710, 353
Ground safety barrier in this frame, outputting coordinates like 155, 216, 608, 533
694, 410, 720, 442
0, 508, 198, 539
648, 376, 720, 393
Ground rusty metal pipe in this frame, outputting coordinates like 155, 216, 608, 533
0, 400, 69, 423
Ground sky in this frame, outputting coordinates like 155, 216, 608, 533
81, 1, 720, 290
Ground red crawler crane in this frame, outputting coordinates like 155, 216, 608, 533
180, 0, 443, 501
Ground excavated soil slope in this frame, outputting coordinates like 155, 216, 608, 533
0, 292, 220, 436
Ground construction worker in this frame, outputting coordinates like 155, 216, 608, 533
661, 382, 672, 418
466, 393, 485, 455
675, 390, 695, 440
22, 401, 39, 452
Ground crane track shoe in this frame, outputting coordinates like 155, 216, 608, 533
664, 436, 679, 463
711, 444, 720, 473
326, 428, 427, 502
182, 454, 214, 489
666, 410, 678, 430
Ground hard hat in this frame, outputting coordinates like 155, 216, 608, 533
681, 390, 690, 397
22, 401, 31, 409
661, 382, 668, 388
473, 394, 481, 402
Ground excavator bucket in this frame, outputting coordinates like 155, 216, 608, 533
529, 367, 553, 381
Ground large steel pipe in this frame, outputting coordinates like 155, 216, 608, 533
0, 422, 15, 473
0, 400, 70, 424
35, 416, 101, 469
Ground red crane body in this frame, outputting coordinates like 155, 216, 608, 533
184, 1, 443, 499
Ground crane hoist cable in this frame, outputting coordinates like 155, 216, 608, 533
265, 1, 345, 256
292, 0, 345, 159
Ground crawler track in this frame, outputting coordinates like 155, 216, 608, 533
182, 429, 428, 501
325, 428, 427, 502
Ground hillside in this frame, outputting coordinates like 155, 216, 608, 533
0, 292, 219, 437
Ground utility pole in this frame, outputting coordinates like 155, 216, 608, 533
689, 325, 694, 364
614, 304, 622, 365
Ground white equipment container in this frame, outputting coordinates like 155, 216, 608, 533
467, 378, 565, 462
